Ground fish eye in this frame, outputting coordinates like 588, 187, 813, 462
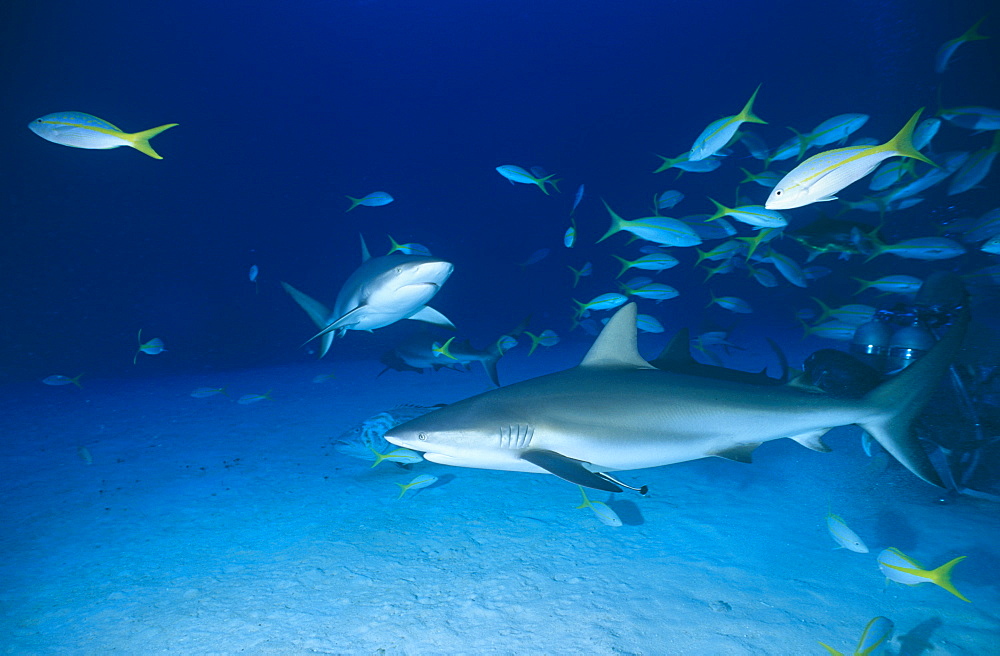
774, 190, 782, 196
418, 432, 427, 441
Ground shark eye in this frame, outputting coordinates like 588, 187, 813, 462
418, 432, 427, 441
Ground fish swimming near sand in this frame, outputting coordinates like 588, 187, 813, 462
819, 616, 893, 656
385, 302, 967, 493
282, 234, 454, 358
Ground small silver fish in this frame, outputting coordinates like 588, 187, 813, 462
396, 474, 438, 499
43, 374, 83, 388
237, 390, 272, 405
346, 191, 394, 211
191, 386, 227, 398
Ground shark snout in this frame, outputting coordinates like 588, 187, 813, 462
384, 425, 419, 449
416, 260, 454, 285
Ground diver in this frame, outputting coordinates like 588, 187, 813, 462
800, 272, 999, 501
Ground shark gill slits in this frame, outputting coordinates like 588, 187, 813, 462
499, 424, 534, 449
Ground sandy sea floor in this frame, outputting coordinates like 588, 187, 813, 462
1, 346, 997, 655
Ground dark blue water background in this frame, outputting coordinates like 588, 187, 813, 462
1, 0, 997, 380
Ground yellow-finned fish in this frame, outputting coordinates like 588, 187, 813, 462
133, 329, 166, 364
29, 112, 178, 159
877, 547, 970, 602
819, 616, 894, 656
765, 109, 935, 210
395, 474, 438, 499
368, 446, 423, 468
689, 84, 766, 161
826, 512, 869, 553
934, 16, 989, 74
575, 486, 622, 527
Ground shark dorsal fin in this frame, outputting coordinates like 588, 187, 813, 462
649, 328, 694, 370
579, 303, 654, 369
359, 233, 371, 262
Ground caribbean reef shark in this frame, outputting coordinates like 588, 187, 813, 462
385, 302, 967, 493
282, 235, 454, 358
379, 332, 506, 387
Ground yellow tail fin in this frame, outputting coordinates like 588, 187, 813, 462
127, 123, 179, 159
883, 109, 935, 167
817, 642, 843, 656
737, 84, 767, 125
929, 556, 971, 602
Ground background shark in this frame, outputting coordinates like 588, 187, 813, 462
282, 235, 454, 358
378, 331, 506, 387
385, 303, 968, 493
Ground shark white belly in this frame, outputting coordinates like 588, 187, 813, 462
282, 234, 454, 357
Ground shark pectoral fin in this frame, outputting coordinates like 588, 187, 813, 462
712, 443, 761, 463
521, 450, 623, 493
790, 429, 833, 452
281, 282, 331, 329
306, 306, 366, 344
408, 305, 455, 329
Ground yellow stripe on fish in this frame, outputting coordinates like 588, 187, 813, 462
29, 111, 178, 159
766, 109, 934, 210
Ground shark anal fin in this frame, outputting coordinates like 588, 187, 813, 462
712, 443, 761, 463
790, 429, 833, 452
521, 450, 622, 493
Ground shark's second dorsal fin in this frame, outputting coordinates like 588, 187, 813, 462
579, 303, 655, 369
649, 327, 695, 370
359, 233, 371, 262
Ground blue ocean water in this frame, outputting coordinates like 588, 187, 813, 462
2, 1, 999, 654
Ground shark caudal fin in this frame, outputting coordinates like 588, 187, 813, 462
477, 341, 504, 388
858, 307, 969, 486
281, 281, 336, 358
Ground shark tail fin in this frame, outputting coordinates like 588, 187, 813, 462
479, 342, 504, 388
858, 307, 969, 487
281, 282, 331, 329
281, 281, 336, 358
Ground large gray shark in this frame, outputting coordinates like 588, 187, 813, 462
384, 303, 967, 493
282, 235, 454, 358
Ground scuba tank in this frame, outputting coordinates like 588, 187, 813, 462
850, 314, 893, 372
886, 316, 936, 373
